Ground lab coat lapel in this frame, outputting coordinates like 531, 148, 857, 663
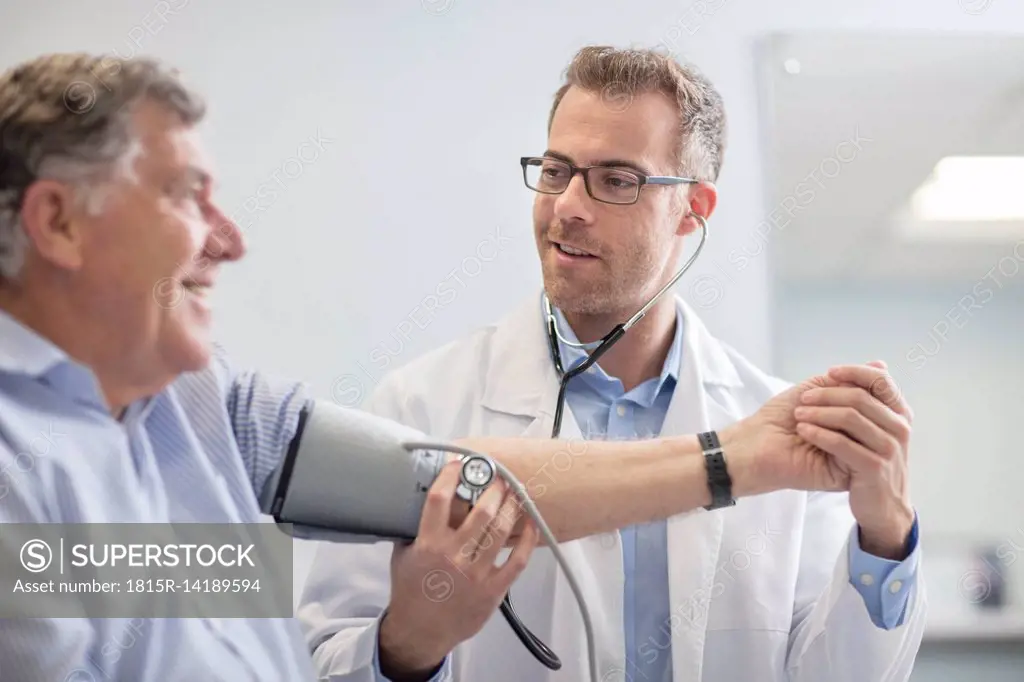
478, 293, 553, 426
478, 292, 627, 680
661, 297, 742, 682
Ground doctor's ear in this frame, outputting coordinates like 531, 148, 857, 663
676, 180, 717, 237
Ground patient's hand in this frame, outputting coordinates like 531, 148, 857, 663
724, 373, 855, 496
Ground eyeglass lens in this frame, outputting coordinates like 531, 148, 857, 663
523, 158, 641, 204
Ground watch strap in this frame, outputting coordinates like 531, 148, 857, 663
699, 431, 735, 511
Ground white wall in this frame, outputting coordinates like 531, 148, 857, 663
776, 280, 1024, 541
3, 0, 1024, 613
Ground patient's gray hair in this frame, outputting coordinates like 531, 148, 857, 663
0, 52, 205, 280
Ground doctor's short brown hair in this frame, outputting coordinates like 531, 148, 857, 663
548, 45, 727, 183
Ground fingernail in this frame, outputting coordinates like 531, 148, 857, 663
794, 407, 809, 418
801, 389, 818, 402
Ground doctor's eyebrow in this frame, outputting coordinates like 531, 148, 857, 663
542, 149, 652, 177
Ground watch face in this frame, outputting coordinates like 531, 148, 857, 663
462, 457, 494, 488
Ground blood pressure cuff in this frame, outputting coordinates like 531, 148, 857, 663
259, 400, 446, 543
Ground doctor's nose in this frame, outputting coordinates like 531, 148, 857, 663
552, 173, 596, 225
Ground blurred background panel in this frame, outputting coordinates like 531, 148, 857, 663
758, 32, 1024, 682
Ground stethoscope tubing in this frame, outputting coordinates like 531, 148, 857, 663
499, 212, 709, 671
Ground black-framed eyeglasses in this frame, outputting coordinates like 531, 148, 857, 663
520, 156, 698, 205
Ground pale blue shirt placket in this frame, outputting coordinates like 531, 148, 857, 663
551, 305, 682, 682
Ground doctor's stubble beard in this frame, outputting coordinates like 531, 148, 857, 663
539, 223, 671, 318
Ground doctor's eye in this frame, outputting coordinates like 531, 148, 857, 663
524, 159, 572, 192
599, 170, 639, 187
594, 169, 641, 202
541, 164, 570, 179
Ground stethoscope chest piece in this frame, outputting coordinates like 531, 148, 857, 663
456, 455, 496, 505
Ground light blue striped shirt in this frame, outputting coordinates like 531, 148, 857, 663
0, 310, 317, 681
551, 304, 920, 682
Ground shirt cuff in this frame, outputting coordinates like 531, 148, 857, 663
847, 513, 920, 630
372, 613, 451, 682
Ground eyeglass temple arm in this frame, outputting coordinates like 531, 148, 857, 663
645, 176, 698, 185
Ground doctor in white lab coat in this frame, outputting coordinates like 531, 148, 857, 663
298, 45, 925, 681
299, 295, 926, 682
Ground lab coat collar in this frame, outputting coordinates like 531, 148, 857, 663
479, 289, 744, 420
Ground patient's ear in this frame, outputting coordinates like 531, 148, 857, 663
19, 179, 88, 271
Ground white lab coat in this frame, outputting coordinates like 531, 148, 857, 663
298, 293, 926, 682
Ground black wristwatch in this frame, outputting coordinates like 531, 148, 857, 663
699, 431, 735, 510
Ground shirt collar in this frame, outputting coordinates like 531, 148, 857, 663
0, 308, 72, 377
549, 301, 683, 397
0, 308, 111, 411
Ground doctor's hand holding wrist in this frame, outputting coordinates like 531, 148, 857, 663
791, 360, 916, 560
723, 360, 914, 552
378, 460, 540, 681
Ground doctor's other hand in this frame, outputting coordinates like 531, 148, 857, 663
792, 361, 916, 560
378, 460, 540, 681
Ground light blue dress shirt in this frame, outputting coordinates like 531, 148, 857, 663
550, 305, 920, 682
0, 310, 317, 681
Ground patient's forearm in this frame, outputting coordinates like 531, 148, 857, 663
451, 426, 758, 543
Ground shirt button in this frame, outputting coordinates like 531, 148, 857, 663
859, 574, 875, 586
889, 580, 903, 594
616, 405, 626, 417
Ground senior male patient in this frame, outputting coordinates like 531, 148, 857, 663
299, 45, 926, 682
0, 52, 917, 682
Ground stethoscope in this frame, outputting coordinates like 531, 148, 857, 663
480, 211, 710, 671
